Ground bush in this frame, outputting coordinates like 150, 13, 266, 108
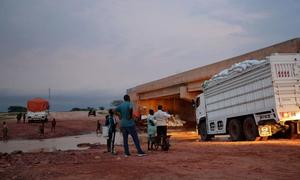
8, 106, 27, 112
99, 106, 105, 110
70, 107, 89, 111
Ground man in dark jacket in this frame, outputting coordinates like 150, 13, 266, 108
16, 113, 22, 123
106, 109, 117, 154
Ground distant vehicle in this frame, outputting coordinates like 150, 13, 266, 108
194, 53, 300, 141
27, 98, 49, 123
88, 109, 96, 117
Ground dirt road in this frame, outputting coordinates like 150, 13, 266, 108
1, 131, 300, 180
1, 112, 300, 179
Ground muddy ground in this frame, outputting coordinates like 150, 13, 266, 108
1, 112, 300, 179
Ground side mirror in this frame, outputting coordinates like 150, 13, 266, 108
192, 100, 196, 108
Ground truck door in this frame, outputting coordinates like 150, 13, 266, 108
195, 94, 206, 125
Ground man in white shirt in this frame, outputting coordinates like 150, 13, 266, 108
154, 105, 171, 146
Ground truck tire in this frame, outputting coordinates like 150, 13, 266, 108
243, 117, 259, 141
228, 119, 244, 141
199, 121, 212, 141
285, 122, 297, 139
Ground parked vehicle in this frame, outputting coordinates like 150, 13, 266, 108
27, 98, 49, 123
88, 109, 96, 117
194, 53, 300, 141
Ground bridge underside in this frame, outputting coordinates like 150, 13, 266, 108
136, 94, 196, 123
131, 83, 202, 123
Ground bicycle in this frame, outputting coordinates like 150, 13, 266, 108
151, 135, 171, 151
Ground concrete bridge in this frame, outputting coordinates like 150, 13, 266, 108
128, 38, 300, 123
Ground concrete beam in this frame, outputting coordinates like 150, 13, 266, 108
180, 86, 200, 101
139, 86, 180, 100
187, 81, 204, 92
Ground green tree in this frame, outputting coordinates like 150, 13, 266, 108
71, 107, 81, 111
8, 106, 27, 112
99, 106, 105, 110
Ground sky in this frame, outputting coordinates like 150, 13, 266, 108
0, 0, 300, 111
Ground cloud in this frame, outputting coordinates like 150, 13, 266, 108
0, 0, 299, 99
198, 0, 270, 24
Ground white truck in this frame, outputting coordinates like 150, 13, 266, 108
195, 53, 300, 141
27, 111, 49, 123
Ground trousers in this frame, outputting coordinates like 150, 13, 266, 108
121, 126, 144, 155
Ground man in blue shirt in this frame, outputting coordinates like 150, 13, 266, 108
115, 95, 146, 157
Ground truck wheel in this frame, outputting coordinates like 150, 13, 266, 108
243, 117, 259, 141
228, 119, 244, 141
285, 122, 297, 139
199, 121, 212, 141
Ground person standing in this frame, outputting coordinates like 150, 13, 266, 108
2, 121, 8, 141
51, 118, 56, 132
147, 109, 156, 150
16, 113, 22, 123
154, 105, 171, 146
96, 120, 101, 135
115, 95, 146, 157
106, 109, 117, 154
23, 113, 26, 123
39, 122, 45, 137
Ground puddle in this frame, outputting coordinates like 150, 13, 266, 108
0, 132, 123, 153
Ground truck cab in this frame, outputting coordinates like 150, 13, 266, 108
194, 93, 215, 140
27, 111, 49, 123
195, 94, 206, 125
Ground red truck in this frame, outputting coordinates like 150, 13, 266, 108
27, 98, 49, 123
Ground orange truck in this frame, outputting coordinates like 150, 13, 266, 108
27, 98, 49, 123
